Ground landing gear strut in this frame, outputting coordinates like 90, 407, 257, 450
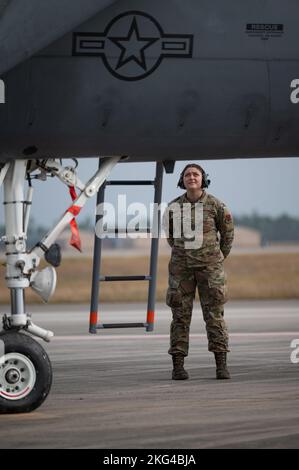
0, 157, 120, 413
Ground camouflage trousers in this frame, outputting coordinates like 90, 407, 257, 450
166, 259, 230, 356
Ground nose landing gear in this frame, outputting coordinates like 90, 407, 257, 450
0, 157, 121, 413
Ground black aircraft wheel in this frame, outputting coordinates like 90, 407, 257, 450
0, 331, 52, 414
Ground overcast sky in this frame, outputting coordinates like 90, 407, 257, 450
7, 156, 297, 230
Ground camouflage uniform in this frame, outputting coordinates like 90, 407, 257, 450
163, 191, 234, 356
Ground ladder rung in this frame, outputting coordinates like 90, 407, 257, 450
96, 322, 147, 329
99, 275, 151, 281
106, 180, 155, 186
101, 227, 151, 234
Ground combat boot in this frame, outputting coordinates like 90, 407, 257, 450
172, 354, 189, 380
214, 352, 231, 379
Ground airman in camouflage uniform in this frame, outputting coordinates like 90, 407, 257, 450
163, 164, 234, 380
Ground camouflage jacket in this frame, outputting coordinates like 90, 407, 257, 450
162, 191, 234, 266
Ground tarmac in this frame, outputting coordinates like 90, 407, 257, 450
0, 300, 299, 449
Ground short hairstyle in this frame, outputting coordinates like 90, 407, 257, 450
177, 164, 211, 189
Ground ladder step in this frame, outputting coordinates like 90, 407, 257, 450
106, 180, 155, 186
102, 227, 151, 234
99, 275, 151, 281
96, 322, 147, 329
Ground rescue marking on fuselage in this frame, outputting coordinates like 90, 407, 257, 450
73, 11, 193, 81
246, 23, 284, 40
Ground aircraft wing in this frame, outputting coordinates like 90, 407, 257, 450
0, 0, 117, 75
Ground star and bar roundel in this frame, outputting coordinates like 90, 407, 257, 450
72, 11, 194, 81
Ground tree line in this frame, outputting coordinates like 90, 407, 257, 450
0, 213, 299, 247
234, 213, 299, 245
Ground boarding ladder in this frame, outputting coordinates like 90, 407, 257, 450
89, 159, 164, 333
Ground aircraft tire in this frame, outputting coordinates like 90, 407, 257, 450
0, 330, 52, 413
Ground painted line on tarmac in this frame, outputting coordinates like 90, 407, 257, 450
39, 307, 299, 319
52, 332, 299, 341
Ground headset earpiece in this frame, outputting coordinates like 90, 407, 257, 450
202, 172, 211, 188
177, 172, 185, 189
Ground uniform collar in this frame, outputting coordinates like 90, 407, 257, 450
182, 190, 207, 204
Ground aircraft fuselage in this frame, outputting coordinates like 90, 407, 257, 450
1, 0, 299, 162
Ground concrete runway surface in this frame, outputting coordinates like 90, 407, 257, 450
0, 300, 299, 449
